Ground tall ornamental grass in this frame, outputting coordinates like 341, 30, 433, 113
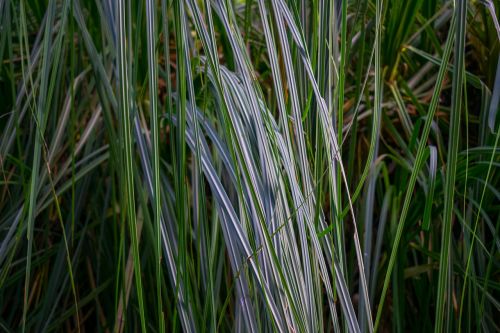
0, 0, 499, 331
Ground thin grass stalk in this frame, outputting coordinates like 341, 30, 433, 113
144, 0, 163, 329
335, 0, 348, 279
22, 1, 56, 331
116, 0, 146, 330
172, 2, 190, 324
435, 0, 467, 330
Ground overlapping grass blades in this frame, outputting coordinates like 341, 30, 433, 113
0, 0, 499, 332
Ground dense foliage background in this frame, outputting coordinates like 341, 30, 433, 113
0, 0, 499, 331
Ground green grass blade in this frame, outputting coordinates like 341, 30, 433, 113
374, 12, 458, 332
116, 0, 146, 331
434, 1, 467, 330
144, 0, 163, 328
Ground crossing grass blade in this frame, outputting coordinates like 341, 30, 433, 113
374, 11, 457, 332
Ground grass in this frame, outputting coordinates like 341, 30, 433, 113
0, 0, 499, 332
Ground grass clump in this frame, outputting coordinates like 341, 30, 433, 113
0, 0, 499, 332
